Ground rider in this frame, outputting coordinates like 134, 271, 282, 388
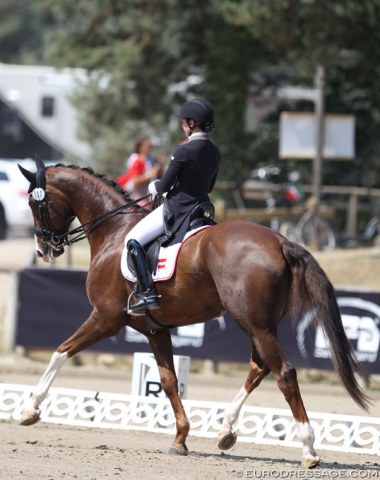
124, 98, 221, 314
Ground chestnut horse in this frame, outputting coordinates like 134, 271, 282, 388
18, 160, 368, 468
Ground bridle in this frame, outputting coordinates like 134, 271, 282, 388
31, 187, 151, 255
31, 188, 73, 254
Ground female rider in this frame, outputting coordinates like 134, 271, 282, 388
125, 98, 221, 314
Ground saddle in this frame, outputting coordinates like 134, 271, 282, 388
148, 202, 216, 274
188, 202, 216, 230
123, 202, 216, 281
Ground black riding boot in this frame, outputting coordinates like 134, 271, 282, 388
125, 239, 159, 314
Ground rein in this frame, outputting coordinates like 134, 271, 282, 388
34, 193, 152, 253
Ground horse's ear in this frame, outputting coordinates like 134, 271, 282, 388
18, 164, 37, 193
35, 155, 46, 172
34, 155, 46, 190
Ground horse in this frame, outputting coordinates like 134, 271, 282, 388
18, 158, 369, 469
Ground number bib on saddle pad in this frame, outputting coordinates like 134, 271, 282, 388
121, 225, 211, 283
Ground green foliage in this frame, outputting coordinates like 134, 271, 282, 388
1, 0, 380, 189
0, 1, 46, 64
214, 0, 380, 187
204, 14, 253, 182
31, 0, 217, 174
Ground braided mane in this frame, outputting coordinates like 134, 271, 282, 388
50, 163, 133, 202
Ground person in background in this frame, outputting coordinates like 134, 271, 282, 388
116, 137, 164, 201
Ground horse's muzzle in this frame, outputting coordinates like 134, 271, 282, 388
34, 237, 65, 262
35, 239, 50, 263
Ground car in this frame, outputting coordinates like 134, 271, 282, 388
0, 158, 57, 239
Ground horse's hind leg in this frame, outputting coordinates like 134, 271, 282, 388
253, 329, 320, 468
148, 329, 190, 455
218, 345, 270, 450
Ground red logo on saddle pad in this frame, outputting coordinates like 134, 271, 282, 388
157, 258, 167, 270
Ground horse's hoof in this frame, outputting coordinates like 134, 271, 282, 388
217, 431, 237, 450
167, 444, 188, 456
19, 409, 41, 426
302, 457, 320, 469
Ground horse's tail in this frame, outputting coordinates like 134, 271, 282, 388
281, 239, 370, 410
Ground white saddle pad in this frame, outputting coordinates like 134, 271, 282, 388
121, 225, 211, 283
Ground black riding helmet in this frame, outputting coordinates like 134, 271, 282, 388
179, 98, 215, 132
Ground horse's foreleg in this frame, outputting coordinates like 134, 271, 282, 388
148, 330, 190, 456
19, 351, 68, 425
254, 330, 320, 469
20, 311, 124, 427
218, 357, 269, 450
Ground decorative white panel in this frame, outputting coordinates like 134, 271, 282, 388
0, 383, 378, 455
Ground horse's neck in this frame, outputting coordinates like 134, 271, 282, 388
57, 170, 135, 234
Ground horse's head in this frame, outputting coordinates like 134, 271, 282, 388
18, 158, 76, 261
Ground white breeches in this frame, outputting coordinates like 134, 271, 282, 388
125, 204, 165, 247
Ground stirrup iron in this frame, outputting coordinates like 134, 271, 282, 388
125, 291, 161, 316
125, 291, 146, 316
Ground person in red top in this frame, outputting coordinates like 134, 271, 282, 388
116, 137, 163, 200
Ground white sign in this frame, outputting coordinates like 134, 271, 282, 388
131, 352, 190, 399
279, 112, 355, 159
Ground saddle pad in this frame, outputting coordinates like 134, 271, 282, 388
121, 225, 211, 283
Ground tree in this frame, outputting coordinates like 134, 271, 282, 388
0, 1, 45, 64
214, 0, 380, 188
29, 0, 216, 175
2, 0, 380, 191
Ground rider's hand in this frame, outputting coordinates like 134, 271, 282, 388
148, 180, 158, 199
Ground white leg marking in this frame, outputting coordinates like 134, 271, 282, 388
296, 421, 320, 465
220, 386, 249, 433
21, 351, 68, 421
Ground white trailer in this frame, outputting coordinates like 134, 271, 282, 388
0, 63, 92, 163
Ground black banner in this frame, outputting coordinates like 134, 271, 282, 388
15, 268, 380, 373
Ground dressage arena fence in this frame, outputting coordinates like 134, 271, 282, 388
0, 383, 379, 455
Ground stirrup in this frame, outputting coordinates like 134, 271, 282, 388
124, 291, 160, 316
124, 291, 145, 316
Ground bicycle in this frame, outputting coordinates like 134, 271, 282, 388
247, 165, 303, 231
280, 196, 336, 251
336, 206, 380, 248
363, 214, 380, 246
